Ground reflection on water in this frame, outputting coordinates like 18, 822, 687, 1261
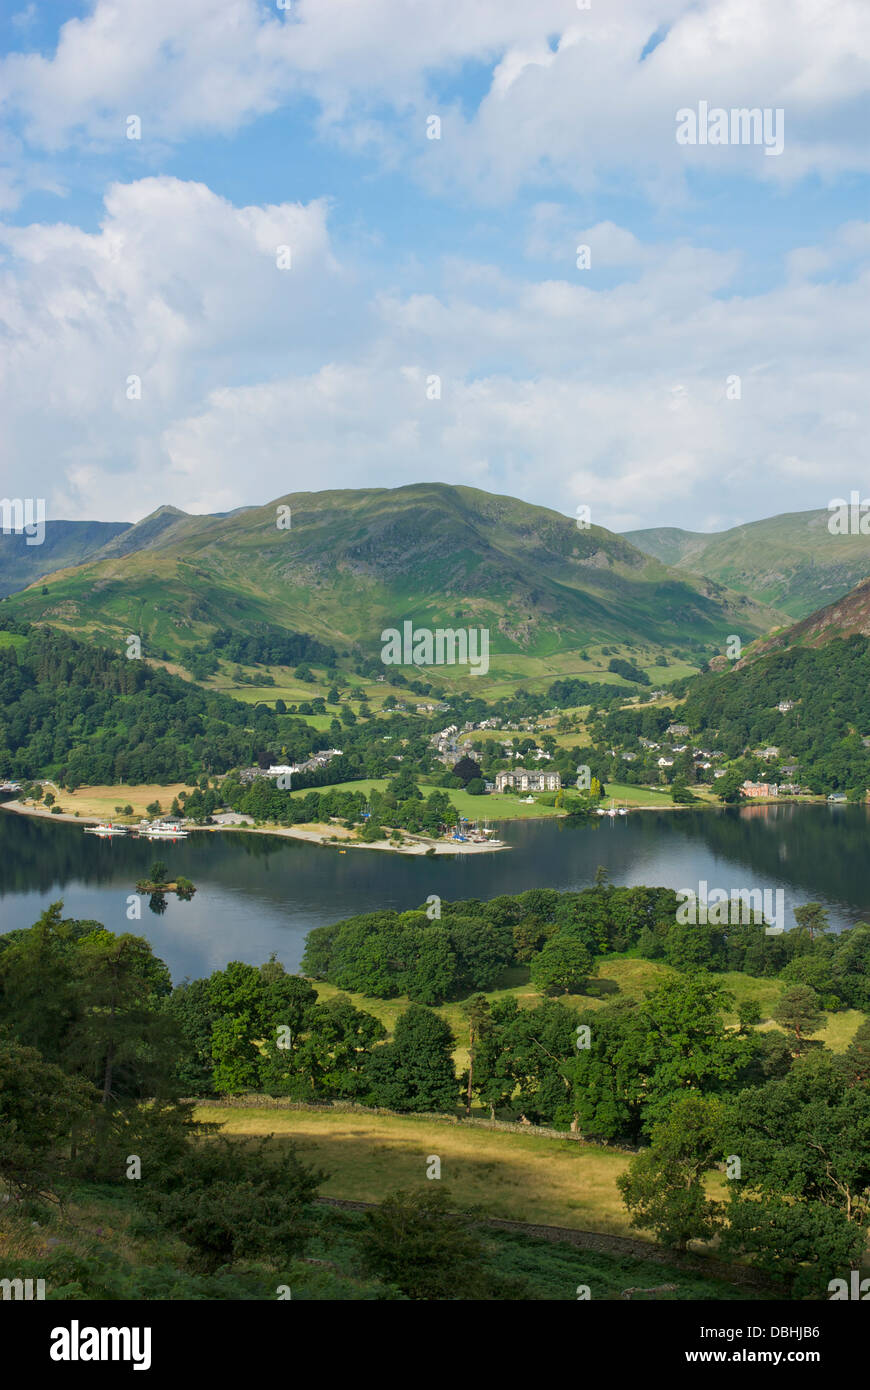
1, 802, 868, 982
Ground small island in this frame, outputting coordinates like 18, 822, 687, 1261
135, 860, 196, 900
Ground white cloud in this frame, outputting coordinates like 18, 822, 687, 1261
1, 0, 869, 192
0, 173, 868, 532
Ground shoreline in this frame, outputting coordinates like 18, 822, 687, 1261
0, 790, 829, 854
0, 798, 508, 855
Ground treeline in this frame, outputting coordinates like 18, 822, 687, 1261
208, 624, 337, 668
224, 773, 457, 837
0, 620, 281, 787
301, 881, 870, 1012
0, 619, 370, 789
681, 635, 870, 793
607, 657, 650, 685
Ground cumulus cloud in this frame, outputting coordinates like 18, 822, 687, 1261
1, 0, 869, 191
0, 172, 866, 532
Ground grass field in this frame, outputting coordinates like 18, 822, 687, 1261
195, 1103, 639, 1232
601, 781, 676, 807
12, 782, 197, 820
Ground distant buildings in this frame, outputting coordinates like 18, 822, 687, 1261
667, 723, 690, 737
240, 749, 343, 784
777, 700, 795, 713
742, 780, 778, 798
495, 768, 561, 793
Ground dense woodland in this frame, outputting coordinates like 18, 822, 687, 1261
679, 636, 870, 793
2, 885, 869, 1298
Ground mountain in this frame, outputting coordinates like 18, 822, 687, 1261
0, 519, 131, 598
741, 575, 870, 664
1, 484, 784, 674
624, 509, 870, 619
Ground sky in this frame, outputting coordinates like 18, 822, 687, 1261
0, 0, 868, 533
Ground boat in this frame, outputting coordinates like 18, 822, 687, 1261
141, 820, 189, 839
84, 822, 128, 837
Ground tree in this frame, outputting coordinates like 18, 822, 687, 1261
839, 1019, 870, 1085
136, 1135, 325, 1273
167, 978, 217, 1094
149, 860, 168, 885
461, 994, 491, 1116
617, 1095, 725, 1251
0, 902, 80, 1064
0, 1039, 98, 1202
720, 1192, 865, 1298
259, 994, 386, 1099
715, 770, 744, 803
357, 1187, 525, 1300
670, 776, 696, 803
66, 929, 177, 1106
771, 985, 826, 1053
529, 935, 594, 996
365, 1005, 458, 1113
208, 960, 317, 1095
452, 755, 482, 787
793, 902, 830, 942
723, 1052, 870, 1226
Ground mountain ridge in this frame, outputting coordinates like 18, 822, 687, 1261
625, 508, 870, 619
2, 483, 784, 673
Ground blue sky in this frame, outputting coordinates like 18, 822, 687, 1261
1, 0, 869, 533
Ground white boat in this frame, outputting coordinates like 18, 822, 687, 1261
142, 821, 188, 838
84, 822, 128, 837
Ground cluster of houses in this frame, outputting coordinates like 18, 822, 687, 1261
431, 717, 506, 766
239, 749, 343, 784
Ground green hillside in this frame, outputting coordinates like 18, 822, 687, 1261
625, 509, 870, 619
0, 518, 131, 597
2, 484, 783, 681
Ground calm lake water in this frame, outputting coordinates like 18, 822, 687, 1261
1, 801, 869, 983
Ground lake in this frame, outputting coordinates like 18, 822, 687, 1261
1, 801, 869, 983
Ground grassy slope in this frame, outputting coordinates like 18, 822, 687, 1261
0, 1169, 755, 1301
3, 485, 784, 680
626, 509, 870, 619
